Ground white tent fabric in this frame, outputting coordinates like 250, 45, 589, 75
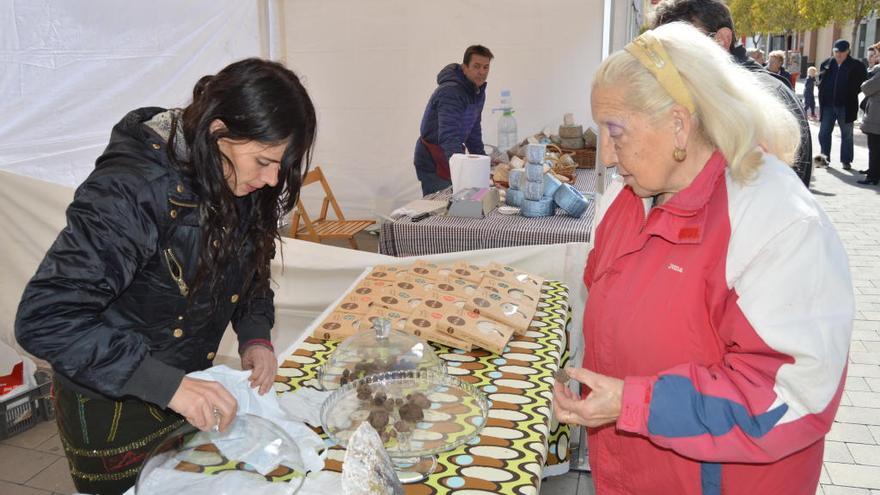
1, 0, 604, 219
284, 0, 603, 218
0, 170, 589, 370
0, 0, 264, 187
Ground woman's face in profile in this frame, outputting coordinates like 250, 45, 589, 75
591, 84, 676, 198
217, 138, 286, 197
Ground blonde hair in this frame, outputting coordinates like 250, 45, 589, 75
807, 66, 817, 76
768, 50, 786, 64
592, 23, 799, 183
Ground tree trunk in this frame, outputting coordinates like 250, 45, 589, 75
852, 21, 859, 50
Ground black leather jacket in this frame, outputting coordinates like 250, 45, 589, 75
15, 108, 274, 407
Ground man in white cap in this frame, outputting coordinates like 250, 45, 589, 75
817, 39, 867, 170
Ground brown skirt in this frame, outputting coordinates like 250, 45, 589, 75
53, 377, 185, 495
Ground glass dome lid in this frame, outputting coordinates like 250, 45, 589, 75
135, 414, 307, 495
318, 317, 445, 391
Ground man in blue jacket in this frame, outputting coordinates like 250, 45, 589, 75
817, 39, 868, 170
414, 45, 493, 195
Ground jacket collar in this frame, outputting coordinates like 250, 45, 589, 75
643, 149, 726, 244
439, 63, 487, 96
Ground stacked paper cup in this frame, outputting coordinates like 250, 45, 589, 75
505, 168, 525, 207
521, 144, 555, 217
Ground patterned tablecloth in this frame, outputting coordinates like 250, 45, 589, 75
274, 280, 573, 494
380, 169, 603, 257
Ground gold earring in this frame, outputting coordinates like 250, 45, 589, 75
673, 146, 687, 162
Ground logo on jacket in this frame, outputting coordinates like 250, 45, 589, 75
667, 263, 684, 273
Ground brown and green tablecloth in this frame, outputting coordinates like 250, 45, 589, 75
273, 280, 573, 494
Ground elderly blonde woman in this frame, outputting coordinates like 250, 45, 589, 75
766, 49, 793, 89
553, 24, 853, 494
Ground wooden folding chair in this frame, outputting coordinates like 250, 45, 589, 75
289, 166, 375, 249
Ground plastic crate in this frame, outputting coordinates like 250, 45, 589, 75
0, 370, 53, 440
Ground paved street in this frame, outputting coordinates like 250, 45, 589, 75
807, 118, 880, 494
541, 118, 880, 494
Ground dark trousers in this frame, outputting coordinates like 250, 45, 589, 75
54, 378, 185, 495
415, 167, 452, 196
804, 95, 816, 116
818, 105, 855, 164
868, 133, 880, 181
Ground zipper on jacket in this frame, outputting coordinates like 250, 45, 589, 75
163, 248, 189, 297
833, 62, 841, 101
169, 198, 198, 208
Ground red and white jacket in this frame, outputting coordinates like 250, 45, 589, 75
583, 151, 854, 495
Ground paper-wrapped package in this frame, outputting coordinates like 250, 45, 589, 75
449, 153, 490, 193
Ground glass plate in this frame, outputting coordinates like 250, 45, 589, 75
320, 369, 488, 458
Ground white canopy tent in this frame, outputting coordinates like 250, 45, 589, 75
0, 0, 638, 363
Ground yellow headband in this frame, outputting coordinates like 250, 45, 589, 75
624, 31, 696, 113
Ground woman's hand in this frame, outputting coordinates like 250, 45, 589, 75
168, 377, 238, 432
241, 345, 277, 395
552, 367, 624, 428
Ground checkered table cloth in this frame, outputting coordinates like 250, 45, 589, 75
381, 169, 606, 256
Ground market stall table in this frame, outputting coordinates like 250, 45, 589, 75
274, 280, 574, 494
380, 169, 605, 257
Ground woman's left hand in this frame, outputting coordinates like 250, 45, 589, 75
241, 345, 277, 395
552, 367, 624, 428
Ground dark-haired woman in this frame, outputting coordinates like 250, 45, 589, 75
14, 58, 316, 494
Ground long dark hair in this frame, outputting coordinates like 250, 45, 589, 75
168, 58, 316, 304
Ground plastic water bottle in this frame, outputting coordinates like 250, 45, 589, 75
493, 89, 518, 153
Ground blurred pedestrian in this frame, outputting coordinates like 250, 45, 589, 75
767, 50, 793, 90
747, 47, 765, 65
858, 42, 880, 185
804, 66, 817, 119
817, 39, 867, 170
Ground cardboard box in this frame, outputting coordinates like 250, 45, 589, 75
484, 262, 545, 295
446, 187, 500, 218
478, 276, 540, 315
367, 265, 410, 281
375, 285, 428, 314
409, 260, 453, 281
383, 275, 429, 294
332, 292, 373, 315
439, 276, 482, 301
450, 261, 484, 284
396, 273, 440, 293
464, 287, 534, 334
364, 306, 409, 333
433, 307, 515, 354
313, 312, 363, 340
351, 279, 395, 298
403, 310, 472, 351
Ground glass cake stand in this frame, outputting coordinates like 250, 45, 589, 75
317, 318, 446, 391
320, 368, 489, 483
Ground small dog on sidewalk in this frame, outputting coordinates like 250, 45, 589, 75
814, 155, 829, 168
